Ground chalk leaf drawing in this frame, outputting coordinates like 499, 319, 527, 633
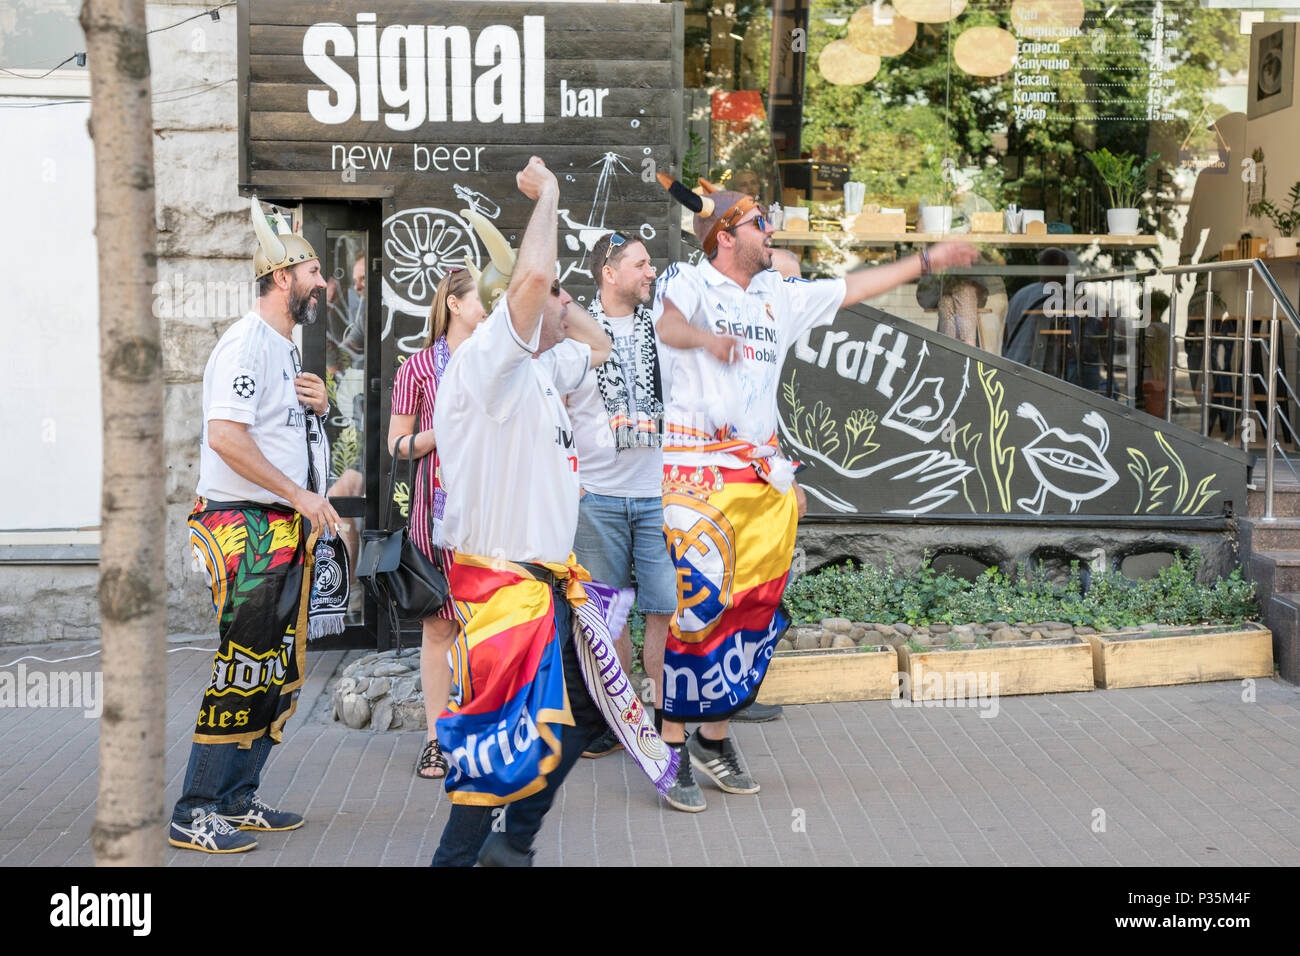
948, 421, 990, 513
1127, 433, 1218, 515
1126, 448, 1171, 513
781, 369, 880, 471
1015, 404, 1119, 514
976, 363, 1016, 512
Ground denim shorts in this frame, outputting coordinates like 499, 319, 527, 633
572, 492, 677, 616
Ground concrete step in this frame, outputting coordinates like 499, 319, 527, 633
1249, 551, 1300, 598
1240, 516, 1300, 553
1247, 486, 1300, 517
1264, 592, 1300, 683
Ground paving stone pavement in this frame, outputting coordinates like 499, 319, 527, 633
3, 636, 1300, 867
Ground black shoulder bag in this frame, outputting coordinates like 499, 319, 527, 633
356, 435, 449, 647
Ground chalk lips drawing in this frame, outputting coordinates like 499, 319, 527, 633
882, 343, 969, 441
1015, 404, 1119, 514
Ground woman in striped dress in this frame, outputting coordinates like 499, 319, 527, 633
387, 269, 486, 778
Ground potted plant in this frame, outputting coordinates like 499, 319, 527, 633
1249, 180, 1300, 258
917, 153, 961, 234
1084, 147, 1160, 236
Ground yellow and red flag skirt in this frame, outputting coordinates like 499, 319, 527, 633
437, 553, 678, 806
660, 462, 798, 720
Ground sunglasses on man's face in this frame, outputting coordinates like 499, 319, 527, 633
550, 279, 562, 297
727, 212, 770, 235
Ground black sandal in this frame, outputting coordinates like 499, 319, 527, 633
416, 739, 448, 780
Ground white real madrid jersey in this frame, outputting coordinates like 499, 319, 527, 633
196, 312, 312, 506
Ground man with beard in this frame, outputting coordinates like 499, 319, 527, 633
562, 233, 680, 765
170, 199, 344, 853
651, 179, 978, 807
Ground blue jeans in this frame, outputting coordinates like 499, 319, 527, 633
172, 734, 274, 824
430, 590, 605, 866
573, 492, 677, 615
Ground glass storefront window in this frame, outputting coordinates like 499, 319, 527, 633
670, 0, 1300, 429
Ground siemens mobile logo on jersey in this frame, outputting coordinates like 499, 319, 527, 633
712, 318, 778, 364
303, 14, 546, 127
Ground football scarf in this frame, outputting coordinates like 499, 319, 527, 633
187, 499, 320, 745
572, 578, 680, 795
660, 464, 797, 720
588, 299, 663, 451
438, 553, 677, 805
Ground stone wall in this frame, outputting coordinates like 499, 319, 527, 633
153, 2, 247, 636
795, 518, 1241, 585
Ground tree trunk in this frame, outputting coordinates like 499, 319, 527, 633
82, 0, 165, 866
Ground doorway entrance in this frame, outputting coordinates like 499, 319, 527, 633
298, 201, 386, 649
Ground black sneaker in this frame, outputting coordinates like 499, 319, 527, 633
580, 728, 624, 759
663, 742, 706, 812
730, 701, 784, 722
687, 732, 759, 794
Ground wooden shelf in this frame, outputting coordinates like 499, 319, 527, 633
773, 230, 1161, 248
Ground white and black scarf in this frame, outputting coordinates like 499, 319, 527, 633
588, 297, 664, 451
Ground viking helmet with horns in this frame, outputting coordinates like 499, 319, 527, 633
460, 208, 518, 310
251, 197, 318, 279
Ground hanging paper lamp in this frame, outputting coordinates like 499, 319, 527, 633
847, 4, 917, 57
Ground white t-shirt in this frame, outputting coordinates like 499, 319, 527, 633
197, 312, 321, 506
653, 260, 846, 470
565, 309, 663, 497
435, 298, 592, 563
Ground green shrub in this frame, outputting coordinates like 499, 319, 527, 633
783, 551, 1257, 629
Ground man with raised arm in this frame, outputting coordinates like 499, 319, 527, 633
428, 157, 623, 866
650, 177, 979, 810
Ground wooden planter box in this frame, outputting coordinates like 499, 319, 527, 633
1087, 624, 1273, 689
896, 636, 1094, 701
757, 646, 900, 705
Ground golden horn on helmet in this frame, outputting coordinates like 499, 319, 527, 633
461, 208, 516, 277
463, 257, 483, 284
251, 197, 286, 268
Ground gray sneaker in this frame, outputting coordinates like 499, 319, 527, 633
664, 743, 706, 813
687, 732, 760, 794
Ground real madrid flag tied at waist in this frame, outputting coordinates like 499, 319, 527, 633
437, 553, 678, 805
660, 463, 797, 720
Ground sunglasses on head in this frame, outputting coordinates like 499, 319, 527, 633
607, 232, 628, 249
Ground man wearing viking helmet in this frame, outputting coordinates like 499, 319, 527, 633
169, 199, 348, 854
651, 175, 979, 810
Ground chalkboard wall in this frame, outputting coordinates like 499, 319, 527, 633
781, 303, 1249, 519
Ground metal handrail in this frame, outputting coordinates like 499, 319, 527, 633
1156, 258, 1299, 520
